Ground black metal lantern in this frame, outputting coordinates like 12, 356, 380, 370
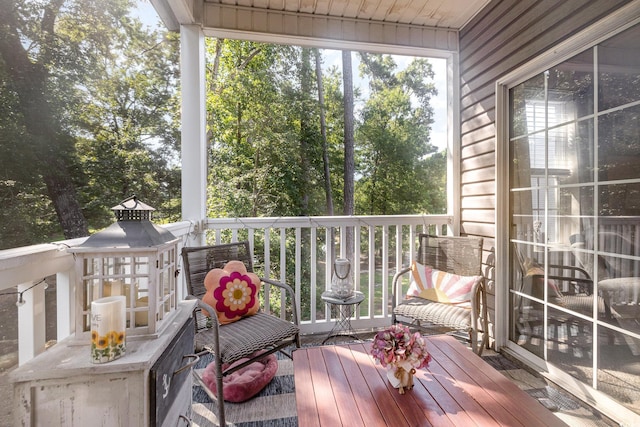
69, 196, 179, 339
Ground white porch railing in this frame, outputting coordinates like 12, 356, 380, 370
204, 214, 452, 334
0, 214, 452, 366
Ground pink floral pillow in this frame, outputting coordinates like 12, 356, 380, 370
203, 260, 261, 324
202, 351, 278, 402
406, 261, 481, 308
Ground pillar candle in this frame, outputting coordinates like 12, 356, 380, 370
90, 295, 126, 363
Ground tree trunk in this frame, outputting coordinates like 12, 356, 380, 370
299, 48, 312, 215
206, 38, 225, 143
315, 49, 334, 216
0, 2, 88, 238
342, 50, 355, 260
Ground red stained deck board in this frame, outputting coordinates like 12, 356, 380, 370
429, 335, 565, 427
293, 335, 568, 427
293, 348, 321, 427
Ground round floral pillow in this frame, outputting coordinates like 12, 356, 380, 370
203, 260, 261, 324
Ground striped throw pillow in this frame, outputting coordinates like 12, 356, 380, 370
406, 261, 481, 308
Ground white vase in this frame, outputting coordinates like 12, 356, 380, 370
386, 367, 402, 388
386, 361, 414, 389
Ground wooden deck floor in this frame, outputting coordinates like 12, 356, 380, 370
294, 335, 568, 426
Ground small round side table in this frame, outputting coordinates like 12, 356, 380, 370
321, 291, 365, 344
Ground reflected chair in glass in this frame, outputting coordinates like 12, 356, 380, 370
513, 243, 618, 350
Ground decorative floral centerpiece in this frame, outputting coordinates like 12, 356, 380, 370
371, 324, 431, 393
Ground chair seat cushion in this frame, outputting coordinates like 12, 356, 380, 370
202, 351, 278, 402
195, 312, 300, 364
394, 297, 471, 330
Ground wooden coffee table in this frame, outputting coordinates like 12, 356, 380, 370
293, 334, 567, 426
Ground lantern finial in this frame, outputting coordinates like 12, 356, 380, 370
112, 195, 155, 222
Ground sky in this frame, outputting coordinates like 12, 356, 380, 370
134, 1, 448, 151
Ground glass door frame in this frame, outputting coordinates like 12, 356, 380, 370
495, 8, 640, 425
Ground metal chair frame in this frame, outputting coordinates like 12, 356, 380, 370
391, 234, 489, 355
182, 241, 300, 426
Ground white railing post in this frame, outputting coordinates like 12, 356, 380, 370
381, 225, 389, 319
367, 225, 376, 319
55, 269, 75, 341
294, 227, 302, 321
17, 281, 46, 365
310, 227, 318, 325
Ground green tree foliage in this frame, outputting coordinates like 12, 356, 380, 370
205, 43, 446, 220
356, 53, 445, 215
0, 0, 98, 241
206, 40, 328, 219
0, 0, 180, 249
73, 15, 181, 229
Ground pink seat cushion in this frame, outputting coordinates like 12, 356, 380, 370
202, 351, 278, 402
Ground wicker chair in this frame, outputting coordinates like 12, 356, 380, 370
391, 234, 489, 355
182, 241, 300, 426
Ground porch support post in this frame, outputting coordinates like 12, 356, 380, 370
447, 52, 460, 236
180, 24, 207, 246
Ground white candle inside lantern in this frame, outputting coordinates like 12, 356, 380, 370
90, 296, 126, 363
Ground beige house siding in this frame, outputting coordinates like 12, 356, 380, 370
457, 0, 633, 344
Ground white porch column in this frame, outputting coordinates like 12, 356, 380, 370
447, 52, 460, 236
180, 24, 207, 246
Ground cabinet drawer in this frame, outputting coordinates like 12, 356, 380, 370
150, 316, 195, 426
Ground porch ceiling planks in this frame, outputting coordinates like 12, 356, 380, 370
156, 0, 492, 52
206, 0, 490, 28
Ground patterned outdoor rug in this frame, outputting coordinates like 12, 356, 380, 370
191, 351, 298, 427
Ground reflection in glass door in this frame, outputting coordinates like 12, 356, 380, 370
508, 23, 640, 415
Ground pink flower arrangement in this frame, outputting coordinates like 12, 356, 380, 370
371, 324, 431, 370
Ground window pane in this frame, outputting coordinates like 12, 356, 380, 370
510, 73, 545, 138
511, 292, 545, 358
548, 120, 595, 184
599, 24, 640, 111
598, 329, 640, 414
511, 189, 544, 242
598, 105, 640, 183
548, 49, 594, 121
546, 306, 594, 385
599, 182, 640, 217
510, 136, 543, 189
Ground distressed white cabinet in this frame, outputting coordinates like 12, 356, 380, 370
11, 301, 196, 427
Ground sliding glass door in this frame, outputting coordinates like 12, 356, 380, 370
509, 22, 640, 414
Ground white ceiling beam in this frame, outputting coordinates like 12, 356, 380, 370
150, 0, 198, 31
